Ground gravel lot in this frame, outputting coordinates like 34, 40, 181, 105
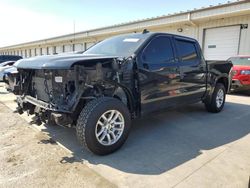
0, 84, 115, 188
0, 83, 250, 188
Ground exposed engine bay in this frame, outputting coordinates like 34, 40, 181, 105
15, 58, 135, 126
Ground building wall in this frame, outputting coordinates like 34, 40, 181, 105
147, 14, 250, 55
198, 14, 250, 55
0, 14, 250, 58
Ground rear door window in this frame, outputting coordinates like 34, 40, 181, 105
175, 39, 198, 63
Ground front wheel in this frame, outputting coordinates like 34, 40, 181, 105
76, 97, 131, 155
205, 83, 226, 113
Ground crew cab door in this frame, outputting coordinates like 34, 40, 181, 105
173, 37, 207, 101
137, 35, 181, 115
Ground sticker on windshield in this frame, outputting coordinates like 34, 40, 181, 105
248, 58, 250, 61
123, 38, 140, 42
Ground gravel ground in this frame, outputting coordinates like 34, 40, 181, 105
0, 102, 116, 188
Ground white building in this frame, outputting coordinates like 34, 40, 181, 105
0, 0, 250, 61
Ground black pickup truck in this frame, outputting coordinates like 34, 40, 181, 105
13, 32, 232, 155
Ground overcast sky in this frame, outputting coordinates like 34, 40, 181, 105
0, 0, 232, 47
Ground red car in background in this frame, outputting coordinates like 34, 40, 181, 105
229, 56, 250, 93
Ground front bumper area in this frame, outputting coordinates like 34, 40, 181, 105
16, 95, 73, 126
231, 79, 250, 91
17, 95, 71, 113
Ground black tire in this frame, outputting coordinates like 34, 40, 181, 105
243, 90, 250, 96
76, 97, 131, 155
205, 83, 226, 113
47, 117, 57, 126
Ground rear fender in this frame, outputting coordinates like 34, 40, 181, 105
204, 74, 230, 104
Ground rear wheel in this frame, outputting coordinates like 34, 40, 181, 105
76, 97, 131, 155
205, 83, 226, 113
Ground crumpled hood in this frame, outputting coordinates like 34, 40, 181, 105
14, 53, 118, 70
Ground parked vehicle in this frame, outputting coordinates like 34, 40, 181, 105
3, 66, 19, 93
0, 61, 16, 81
0, 55, 22, 64
229, 56, 250, 93
13, 32, 232, 155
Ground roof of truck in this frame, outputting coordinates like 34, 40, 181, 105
114, 32, 198, 42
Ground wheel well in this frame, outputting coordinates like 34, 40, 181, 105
113, 87, 135, 114
76, 84, 136, 118
217, 77, 228, 91
3, 75, 6, 82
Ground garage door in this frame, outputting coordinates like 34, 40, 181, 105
36, 48, 41, 56
22, 50, 26, 57
26, 50, 31, 57
74, 44, 83, 51
42, 48, 47, 55
56, 46, 63, 54
48, 47, 53, 55
31, 49, 35, 57
64, 45, 73, 52
204, 26, 241, 61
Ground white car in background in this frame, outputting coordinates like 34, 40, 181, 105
0, 61, 15, 81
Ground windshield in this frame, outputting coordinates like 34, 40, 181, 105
229, 57, 250, 66
83, 34, 149, 57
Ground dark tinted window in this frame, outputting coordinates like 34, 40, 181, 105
143, 36, 174, 64
175, 39, 198, 63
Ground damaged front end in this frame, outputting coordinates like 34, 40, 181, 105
15, 57, 136, 126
